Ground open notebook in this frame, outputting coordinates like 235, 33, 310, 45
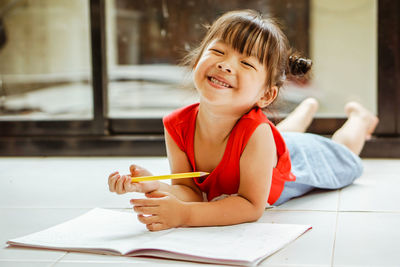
7, 208, 311, 266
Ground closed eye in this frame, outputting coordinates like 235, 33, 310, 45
241, 61, 256, 70
210, 49, 224, 55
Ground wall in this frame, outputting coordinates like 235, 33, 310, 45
0, 0, 90, 74
310, 0, 377, 115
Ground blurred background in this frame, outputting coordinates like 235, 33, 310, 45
0, 0, 376, 120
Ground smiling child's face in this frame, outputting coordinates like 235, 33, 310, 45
193, 39, 271, 114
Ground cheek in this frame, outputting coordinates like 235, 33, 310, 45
192, 67, 202, 89
242, 74, 265, 90
193, 59, 209, 86
194, 57, 207, 73
252, 74, 268, 91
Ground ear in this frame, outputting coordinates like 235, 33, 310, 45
257, 86, 278, 108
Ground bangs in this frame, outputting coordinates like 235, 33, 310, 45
183, 9, 295, 100
213, 17, 273, 65
185, 10, 289, 89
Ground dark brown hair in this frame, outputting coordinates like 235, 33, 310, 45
183, 9, 312, 97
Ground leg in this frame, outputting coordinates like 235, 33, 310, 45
331, 102, 379, 155
276, 130, 365, 206
273, 181, 314, 206
276, 97, 319, 133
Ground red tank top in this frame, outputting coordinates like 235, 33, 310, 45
163, 103, 295, 205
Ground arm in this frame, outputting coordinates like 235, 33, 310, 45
185, 123, 276, 226
159, 128, 203, 202
132, 123, 277, 230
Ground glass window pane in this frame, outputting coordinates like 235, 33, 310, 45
106, 0, 309, 118
107, 0, 377, 119
309, 0, 377, 116
273, 0, 377, 117
0, 0, 92, 120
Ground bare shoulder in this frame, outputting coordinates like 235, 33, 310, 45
240, 122, 277, 175
244, 123, 276, 158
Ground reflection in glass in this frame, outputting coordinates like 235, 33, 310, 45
106, 0, 310, 118
0, 0, 92, 120
310, 0, 377, 116
107, 0, 377, 118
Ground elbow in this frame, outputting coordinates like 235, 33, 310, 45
238, 195, 266, 222
248, 204, 265, 222
255, 208, 265, 221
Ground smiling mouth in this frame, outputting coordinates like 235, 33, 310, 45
207, 76, 233, 88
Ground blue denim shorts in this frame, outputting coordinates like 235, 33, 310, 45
274, 132, 363, 206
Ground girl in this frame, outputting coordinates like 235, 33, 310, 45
108, 10, 378, 231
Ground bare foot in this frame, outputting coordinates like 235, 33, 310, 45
344, 102, 379, 140
301, 97, 319, 115
276, 97, 319, 133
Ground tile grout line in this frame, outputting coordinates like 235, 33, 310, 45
50, 252, 69, 266
330, 189, 342, 266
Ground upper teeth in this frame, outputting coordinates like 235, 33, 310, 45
210, 77, 230, 88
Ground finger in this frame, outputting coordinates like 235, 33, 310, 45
130, 198, 159, 206
108, 173, 120, 192
130, 164, 139, 175
108, 171, 119, 178
147, 223, 167, 232
133, 205, 158, 215
137, 214, 160, 224
145, 190, 169, 198
116, 175, 126, 194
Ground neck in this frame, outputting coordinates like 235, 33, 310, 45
196, 101, 248, 143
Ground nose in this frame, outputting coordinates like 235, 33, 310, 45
217, 62, 232, 73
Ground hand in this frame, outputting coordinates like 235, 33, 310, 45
129, 164, 152, 177
130, 191, 189, 231
108, 164, 159, 194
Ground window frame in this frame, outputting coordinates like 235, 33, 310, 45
0, 0, 108, 137
0, 0, 399, 157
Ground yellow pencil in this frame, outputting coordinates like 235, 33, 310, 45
131, 172, 209, 183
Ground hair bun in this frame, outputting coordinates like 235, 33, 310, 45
288, 55, 312, 76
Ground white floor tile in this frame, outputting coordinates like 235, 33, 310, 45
258, 211, 336, 266
333, 212, 400, 266
0, 261, 54, 267
273, 189, 339, 211
2, 157, 400, 266
340, 159, 400, 212
0, 157, 170, 208
1, 208, 87, 260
